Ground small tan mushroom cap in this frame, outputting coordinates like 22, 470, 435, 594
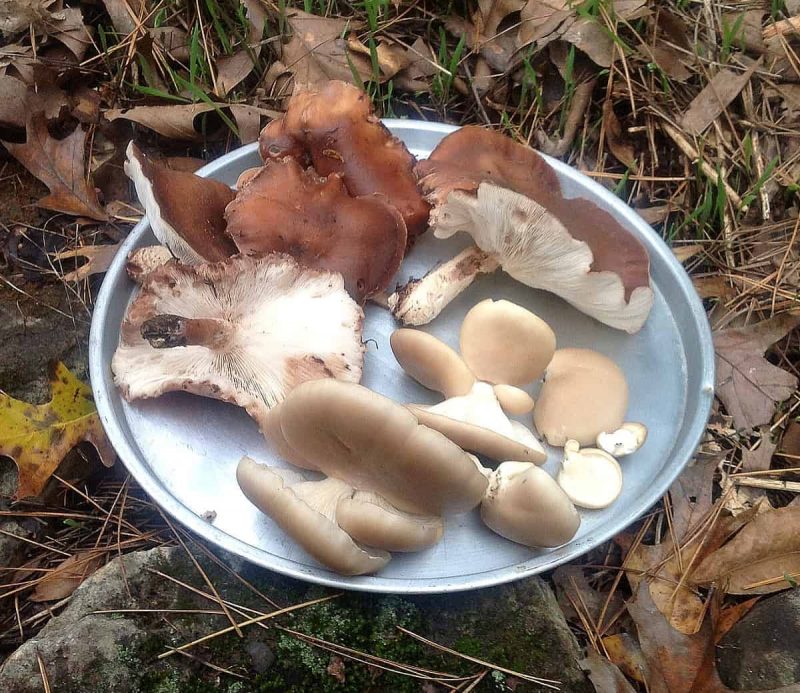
236, 457, 389, 576
390, 329, 475, 398
336, 492, 444, 552
493, 385, 535, 415
459, 299, 555, 385
533, 348, 628, 447
269, 379, 488, 516
480, 462, 580, 548
557, 441, 623, 509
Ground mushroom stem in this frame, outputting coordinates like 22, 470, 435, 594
388, 245, 500, 326
140, 314, 234, 350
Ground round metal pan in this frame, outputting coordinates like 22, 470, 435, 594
89, 120, 714, 593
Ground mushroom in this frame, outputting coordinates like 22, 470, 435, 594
480, 461, 581, 548
112, 254, 365, 428
224, 157, 407, 302
124, 143, 237, 264
264, 379, 488, 516
258, 80, 430, 246
390, 328, 475, 398
596, 422, 648, 457
389, 126, 654, 333
459, 299, 555, 385
557, 440, 623, 509
236, 458, 389, 575
493, 385, 535, 415
533, 348, 628, 447
126, 246, 174, 283
336, 491, 444, 552
408, 382, 546, 464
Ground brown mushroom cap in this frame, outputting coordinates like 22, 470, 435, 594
336, 491, 444, 552
112, 254, 365, 427
224, 157, 407, 302
480, 462, 580, 548
416, 126, 650, 299
125, 143, 237, 264
533, 348, 629, 447
257, 81, 430, 246
459, 299, 556, 385
236, 457, 389, 575
268, 379, 488, 516
390, 328, 475, 398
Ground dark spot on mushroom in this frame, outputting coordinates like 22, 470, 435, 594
10, 445, 22, 458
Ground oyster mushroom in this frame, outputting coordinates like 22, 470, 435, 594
258, 80, 430, 246
112, 254, 365, 429
492, 385, 535, 415
557, 440, 623, 509
459, 299, 555, 385
480, 461, 580, 548
389, 126, 654, 333
596, 422, 648, 457
124, 143, 237, 264
224, 157, 406, 302
126, 246, 174, 283
236, 458, 389, 575
534, 348, 629, 447
262, 379, 488, 516
409, 382, 546, 464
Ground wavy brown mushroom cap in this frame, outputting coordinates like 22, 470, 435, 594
416, 126, 650, 298
257, 80, 430, 246
124, 143, 237, 264
112, 254, 365, 428
267, 379, 488, 516
224, 158, 407, 302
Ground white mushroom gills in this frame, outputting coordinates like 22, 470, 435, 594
596, 422, 648, 457
557, 440, 623, 509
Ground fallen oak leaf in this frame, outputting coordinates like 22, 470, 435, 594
714, 311, 800, 431
30, 549, 104, 602
603, 98, 636, 168
0, 362, 114, 498
2, 113, 108, 220
50, 242, 122, 282
601, 633, 647, 684
580, 650, 637, 693
691, 504, 800, 595
215, 0, 267, 96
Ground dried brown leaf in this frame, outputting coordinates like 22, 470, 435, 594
680, 65, 756, 136
215, 0, 267, 96
51, 242, 122, 281
714, 312, 800, 431
552, 565, 624, 628
281, 10, 372, 90
722, 10, 766, 55
0, 0, 54, 36
602, 633, 647, 684
0, 73, 27, 126
2, 113, 107, 220
713, 597, 759, 644
394, 37, 437, 92
782, 420, 800, 457
693, 275, 735, 299
637, 43, 691, 81
347, 36, 411, 78
230, 103, 266, 145
580, 650, 637, 693
105, 103, 219, 141
692, 505, 800, 594
603, 99, 636, 167
30, 550, 103, 602
518, 0, 571, 47
49, 7, 90, 60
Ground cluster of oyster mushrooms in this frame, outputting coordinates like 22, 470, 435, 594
111, 80, 655, 576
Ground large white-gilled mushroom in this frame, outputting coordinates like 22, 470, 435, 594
261, 379, 488, 516
533, 348, 629, 447
389, 126, 654, 333
596, 422, 648, 457
236, 458, 389, 576
124, 143, 237, 264
112, 254, 365, 429
557, 440, 623, 509
480, 461, 581, 548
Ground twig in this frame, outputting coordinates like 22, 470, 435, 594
734, 476, 800, 492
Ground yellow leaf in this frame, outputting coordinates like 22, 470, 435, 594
0, 362, 114, 498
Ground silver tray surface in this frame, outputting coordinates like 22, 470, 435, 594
89, 120, 714, 593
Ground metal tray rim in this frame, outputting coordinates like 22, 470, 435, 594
89, 120, 715, 593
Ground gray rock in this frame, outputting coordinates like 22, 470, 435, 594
0, 519, 36, 569
717, 588, 800, 690
0, 547, 177, 693
245, 638, 275, 673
